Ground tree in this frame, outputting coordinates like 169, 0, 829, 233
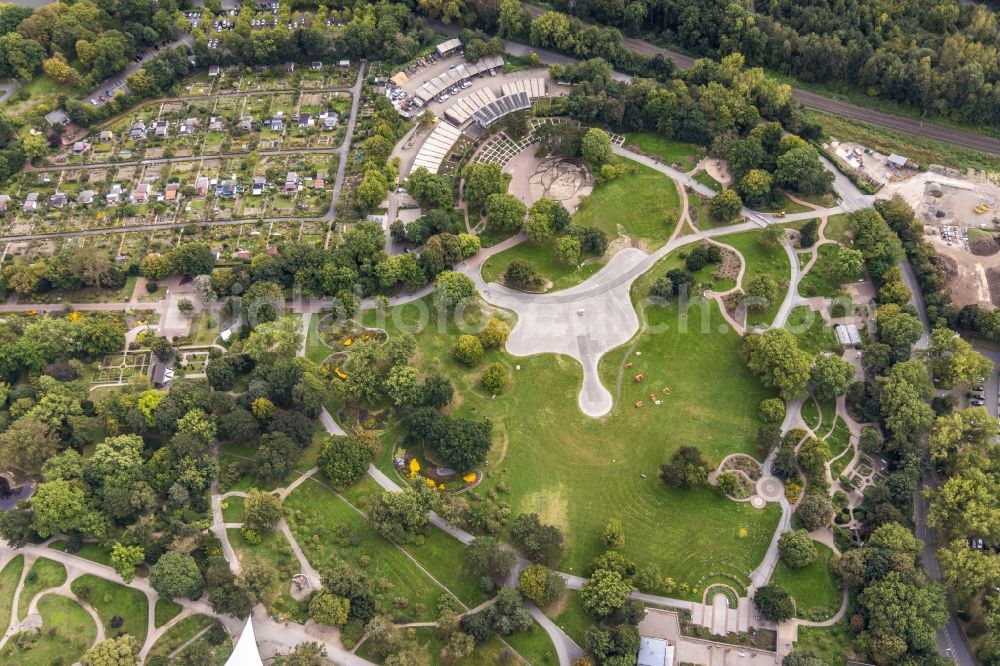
797, 437, 831, 477
422, 375, 454, 408
481, 363, 508, 394
466, 536, 516, 578
236, 558, 277, 604
244, 489, 282, 532
111, 543, 144, 584
42, 54, 80, 85
580, 128, 612, 166
778, 529, 818, 569
810, 354, 855, 400
795, 494, 834, 531
833, 247, 864, 281
82, 635, 139, 666
783, 649, 826, 666
205, 356, 235, 391
580, 568, 632, 617
318, 435, 371, 487
21, 132, 49, 160
356, 169, 389, 211
602, 519, 625, 550
504, 259, 543, 288
743, 329, 814, 400
368, 486, 433, 543
321, 560, 376, 621
433, 271, 477, 313
486, 587, 532, 635
510, 513, 564, 565
485, 193, 526, 233
464, 163, 509, 213
256, 432, 298, 481
649, 276, 674, 302
753, 584, 795, 622
859, 572, 947, 665
0, 416, 60, 472
310, 590, 350, 626
454, 335, 484, 367
744, 274, 779, 311
799, 219, 820, 248
929, 327, 993, 388
519, 564, 566, 606
150, 551, 203, 600
775, 146, 833, 195
385, 365, 421, 406
710, 189, 742, 222
659, 446, 711, 489
554, 235, 581, 266
478, 317, 510, 349
31, 479, 105, 538
758, 398, 785, 424
738, 169, 772, 208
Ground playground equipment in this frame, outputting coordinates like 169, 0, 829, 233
634, 373, 644, 382
634, 401, 643, 408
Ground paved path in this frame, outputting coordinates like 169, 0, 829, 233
85, 33, 194, 108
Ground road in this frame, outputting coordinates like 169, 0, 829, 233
86, 33, 194, 107
517, 4, 1000, 155
903, 259, 976, 666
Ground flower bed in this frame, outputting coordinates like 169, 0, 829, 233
720, 454, 763, 481
392, 447, 481, 492
317, 317, 387, 352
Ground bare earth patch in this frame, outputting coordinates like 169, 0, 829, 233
505, 150, 594, 212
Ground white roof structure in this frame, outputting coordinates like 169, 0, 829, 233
887, 153, 908, 167
834, 323, 862, 347
226, 616, 264, 666
637, 637, 674, 666
436, 38, 462, 56
473, 91, 531, 129
414, 55, 504, 103
501, 77, 547, 99
444, 87, 498, 125
410, 121, 463, 175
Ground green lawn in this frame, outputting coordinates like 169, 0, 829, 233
758, 191, 814, 215
574, 159, 681, 250
305, 312, 333, 365
154, 598, 182, 627
70, 574, 148, 646
366, 282, 782, 594
825, 214, 855, 244
801, 396, 821, 431
284, 479, 454, 620
693, 170, 723, 192
0, 556, 24, 632
479, 240, 604, 293
147, 614, 217, 661
624, 132, 704, 166
47, 540, 112, 567
505, 617, 559, 665
222, 495, 246, 523
403, 522, 489, 608
796, 620, 856, 664
542, 591, 594, 647
771, 542, 841, 621
18, 558, 66, 619
716, 230, 792, 328
785, 306, 837, 354
799, 244, 848, 298
0, 595, 96, 666
226, 527, 305, 621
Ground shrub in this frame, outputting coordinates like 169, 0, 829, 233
753, 584, 795, 622
778, 529, 818, 568
758, 398, 786, 424
481, 363, 508, 394
454, 335, 484, 366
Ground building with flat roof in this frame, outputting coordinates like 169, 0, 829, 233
436, 38, 462, 56
637, 637, 674, 666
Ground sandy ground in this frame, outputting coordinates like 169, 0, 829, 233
697, 157, 732, 187
504, 150, 594, 211
877, 169, 1000, 306
831, 140, 918, 185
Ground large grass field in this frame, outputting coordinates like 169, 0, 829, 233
284, 479, 457, 619
574, 160, 681, 250
770, 542, 842, 621
785, 306, 837, 354
364, 269, 782, 594
716, 230, 792, 328
624, 132, 705, 167
70, 574, 149, 647
796, 621, 856, 664
480, 240, 604, 292
0, 595, 96, 666
798, 244, 847, 298
330, 473, 490, 608
18, 558, 66, 619
0, 556, 24, 631
146, 614, 218, 661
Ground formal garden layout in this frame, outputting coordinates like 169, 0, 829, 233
0, 1, 998, 665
